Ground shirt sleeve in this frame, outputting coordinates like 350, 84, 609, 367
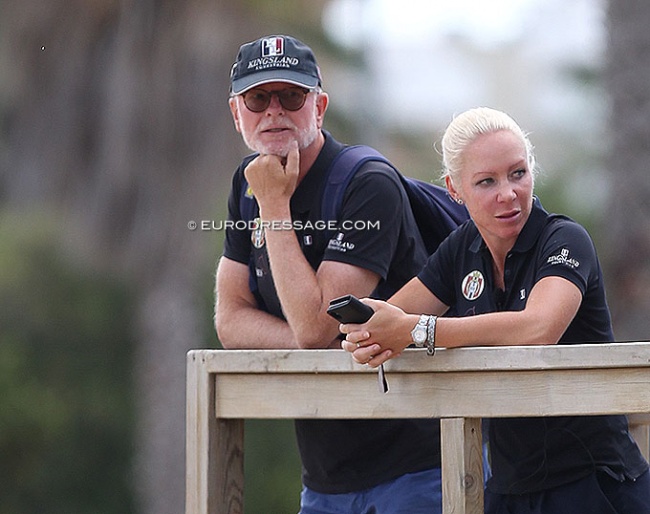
321, 164, 407, 280
534, 217, 598, 296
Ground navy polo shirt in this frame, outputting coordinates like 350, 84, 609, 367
418, 198, 648, 494
222, 131, 439, 494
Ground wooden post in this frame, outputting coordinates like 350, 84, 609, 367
186, 351, 244, 514
441, 418, 484, 514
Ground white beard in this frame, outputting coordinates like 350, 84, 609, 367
242, 119, 320, 157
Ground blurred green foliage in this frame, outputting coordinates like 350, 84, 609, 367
0, 213, 136, 514
208, 233, 303, 513
244, 420, 302, 514
0, 211, 304, 514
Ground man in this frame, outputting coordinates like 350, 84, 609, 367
215, 34, 442, 513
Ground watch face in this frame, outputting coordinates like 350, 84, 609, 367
413, 328, 427, 344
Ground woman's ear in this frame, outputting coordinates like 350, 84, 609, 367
445, 175, 462, 204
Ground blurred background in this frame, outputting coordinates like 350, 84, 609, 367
1, 0, 649, 513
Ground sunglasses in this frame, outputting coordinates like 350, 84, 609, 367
241, 87, 313, 113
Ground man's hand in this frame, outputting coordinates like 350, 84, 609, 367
244, 141, 300, 218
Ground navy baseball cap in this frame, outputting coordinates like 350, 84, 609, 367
230, 35, 322, 95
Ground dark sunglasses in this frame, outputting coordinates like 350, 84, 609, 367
241, 87, 313, 113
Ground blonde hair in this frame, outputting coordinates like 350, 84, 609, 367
441, 107, 537, 183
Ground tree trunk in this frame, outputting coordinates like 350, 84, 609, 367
603, 0, 650, 341
1, 1, 261, 512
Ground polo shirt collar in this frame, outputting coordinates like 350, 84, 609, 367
468, 196, 548, 254
511, 196, 548, 253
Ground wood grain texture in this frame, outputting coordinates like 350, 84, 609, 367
186, 343, 650, 514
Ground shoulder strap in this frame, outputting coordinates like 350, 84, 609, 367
321, 145, 469, 255
321, 145, 393, 225
236, 156, 268, 308
399, 176, 469, 254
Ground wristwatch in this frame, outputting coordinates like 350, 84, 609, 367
410, 314, 429, 347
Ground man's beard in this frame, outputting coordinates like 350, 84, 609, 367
242, 120, 320, 157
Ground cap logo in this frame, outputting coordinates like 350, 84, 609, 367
262, 37, 284, 57
247, 37, 299, 71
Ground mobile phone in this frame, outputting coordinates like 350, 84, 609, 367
327, 294, 374, 324
327, 295, 388, 393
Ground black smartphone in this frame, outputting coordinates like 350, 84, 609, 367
327, 294, 374, 324
326, 295, 388, 393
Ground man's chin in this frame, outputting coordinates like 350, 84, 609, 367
251, 143, 291, 158
244, 129, 317, 156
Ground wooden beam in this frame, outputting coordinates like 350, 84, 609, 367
186, 343, 650, 514
212, 368, 650, 419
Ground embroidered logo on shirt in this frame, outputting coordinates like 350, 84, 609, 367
461, 270, 485, 301
327, 232, 355, 253
547, 248, 580, 269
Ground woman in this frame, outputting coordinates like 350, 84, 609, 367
341, 107, 650, 514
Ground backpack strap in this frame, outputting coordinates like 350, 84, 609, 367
237, 156, 269, 310
320, 145, 393, 227
399, 176, 468, 254
321, 145, 469, 255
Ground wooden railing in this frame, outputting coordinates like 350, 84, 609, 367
186, 342, 650, 514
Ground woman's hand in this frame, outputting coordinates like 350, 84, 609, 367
339, 298, 416, 368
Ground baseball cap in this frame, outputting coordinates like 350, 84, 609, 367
230, 35, 322, 95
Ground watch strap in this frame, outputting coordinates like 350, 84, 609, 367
426, 315, 437, 356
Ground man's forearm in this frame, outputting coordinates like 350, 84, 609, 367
216, 301, 299, 349
263, 226, 338, 347
215, 256, 298, 349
